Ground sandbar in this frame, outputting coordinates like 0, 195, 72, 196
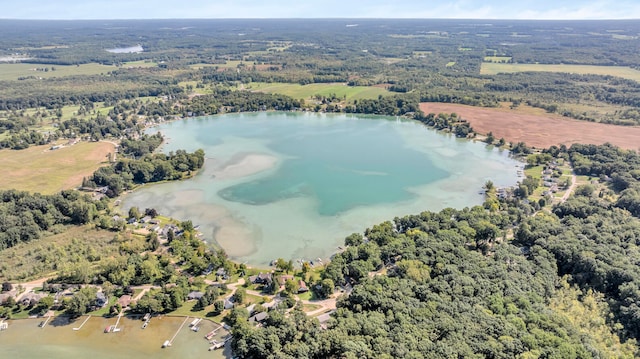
211, 153, 278, 180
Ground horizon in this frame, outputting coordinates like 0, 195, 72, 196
2, 0, 640, 21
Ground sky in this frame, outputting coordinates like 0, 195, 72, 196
2, 0, 640, 20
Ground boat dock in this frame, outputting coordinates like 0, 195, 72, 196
162, 316, 189, 348
113, 314, 123, 332
0, 320, 7, 331
204, 323, 223, 340
38, 315, 52, 328
208, 336, 231, 351
72, 316, 91, 331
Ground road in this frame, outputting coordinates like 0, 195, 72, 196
560, 171, 578, 203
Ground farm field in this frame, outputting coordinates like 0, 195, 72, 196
0, 62, 117, 81
480, 63, 640, 81
419, 102, 640, 150
245, 82, 390, 101
0, 141, 115, 194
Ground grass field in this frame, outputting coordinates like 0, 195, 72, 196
0, 63, 117, 81
480, 63, 640, 81
245, 82, 390, 101
0, 226, 119, 281
0, 141, 115, 194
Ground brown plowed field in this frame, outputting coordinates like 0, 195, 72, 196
420, 103, 640, 151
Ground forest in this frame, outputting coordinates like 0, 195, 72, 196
230, 143, 640, 358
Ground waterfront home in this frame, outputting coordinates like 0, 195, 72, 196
187, 291, 204, 300
298, 280, 309, 293
96, 292, 108, 307
249, 272, 273, 286
20, 292, 47, 307
249, 312, 268, 324
118, 295, 132, 308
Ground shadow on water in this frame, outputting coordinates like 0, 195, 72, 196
50, 315, 74, 327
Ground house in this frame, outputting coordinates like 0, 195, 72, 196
117, 295, 132, 308
223, 298, 235, 309
277, 275, 294, 288
249, 272, 273, 286
0, 291, 16, 305
216, 268, 229, 279
96, 292, 108, 307
187, 291, 204, 300
20, 292, 47, 307
298, 280, 309, 293
249, 312, 268, 323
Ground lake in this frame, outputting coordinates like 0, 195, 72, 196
0, 316, 231, 359
121, 112, 522, 266
106, 45, 144, 53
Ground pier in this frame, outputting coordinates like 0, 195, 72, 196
0, 320, 7, 331
112, 313, 123, 332
72, 316, 91, 331
38, 315, 52, 328
204, 325, 221, 340
163, 316, 189, 348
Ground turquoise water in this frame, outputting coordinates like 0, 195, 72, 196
121, 112, 522, 265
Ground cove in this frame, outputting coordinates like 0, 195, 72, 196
120, 112, 522, 266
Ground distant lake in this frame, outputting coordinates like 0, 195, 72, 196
121, 112, 521, 266
106, 45, 144, 53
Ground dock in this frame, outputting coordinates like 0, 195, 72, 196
208, 336, 231, 351
0, 320, 7, 331
163, 316, 189, 348
38, 315, 52, 328
113, 313, 123, 332
204, 325, 221, 340
72, 316, 91, 331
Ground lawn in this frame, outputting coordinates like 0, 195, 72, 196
245, 82, 390, 101
0, 141, 115, 194
480, 63, 640, 81
0, 63, 117, 81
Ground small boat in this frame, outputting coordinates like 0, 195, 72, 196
142, 322, 148, 329
162, 340, 171, 348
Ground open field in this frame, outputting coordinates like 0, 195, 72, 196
0, 62, 117, 81
480, 63, 640, 81
0, 226, 119, 281
420, 102, 640, 150
0, 141, 115, 194
246, 82, 390, 101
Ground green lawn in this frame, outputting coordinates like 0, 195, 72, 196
480, 63, 640, 81
0, 63, 117, 81
0, 141, 115, 194
245, 82, 390, 101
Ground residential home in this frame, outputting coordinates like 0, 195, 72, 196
20, 292, 47, 307
118, 295, 132, 308
0, 291, 16, 305
298, 280, 309, 293
187, 291, 204, 300
223, 298, 235, 309
249, 311, 268, 324
96, 292, 108, 307
277, 275, 294, 288
249, 272, 273, 286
